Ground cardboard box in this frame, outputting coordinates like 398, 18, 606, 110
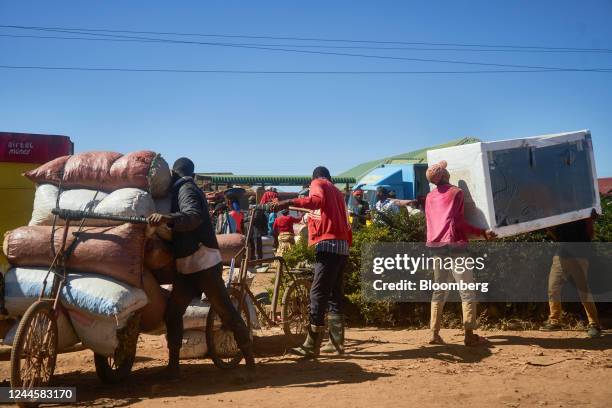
427, 130, 601, 238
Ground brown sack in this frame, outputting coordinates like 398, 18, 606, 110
151, 262, 176, 285
216, 233, 245, 265
24, 150, 171, 197
140, 269, 167, 332
4, 224, 146, 288
144, 236, 174, 271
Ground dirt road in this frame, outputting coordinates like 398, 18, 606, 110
1, 327, 611, 407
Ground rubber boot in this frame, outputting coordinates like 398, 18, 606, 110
161, 346, 181, 379
321, 314, 345, 354
290, 324, 325, 359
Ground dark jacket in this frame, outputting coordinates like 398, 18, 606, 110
251, 208, 268, 237
168, 177, 219, 258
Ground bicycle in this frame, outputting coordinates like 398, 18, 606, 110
205, 204, 313, 369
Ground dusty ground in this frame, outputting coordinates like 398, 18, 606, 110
1, 270, 611, 407
1, 327, 611, 408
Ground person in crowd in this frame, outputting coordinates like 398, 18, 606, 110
229, 199, 244, 234
373, 186, 400, 226
350, 189, 370, 231
271, 166, 352, 358
273, 209, 303, 256
425, 160, 495, 347
147, 157, 255, 380
540, 215, 602, 338
214, 202, 237, 234
249, 205, 269, 260
267, 210, 277, 238
388, 190, 397, 199
260, 186, 279, 237
259, 186, 279, 204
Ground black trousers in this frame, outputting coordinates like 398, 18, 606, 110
309, 251, 348, 326
249, 234, 264, 260
165, 262, 251, 350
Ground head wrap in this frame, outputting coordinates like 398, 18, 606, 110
426, 160, 450, 185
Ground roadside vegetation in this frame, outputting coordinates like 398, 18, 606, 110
283, 195, 611, 328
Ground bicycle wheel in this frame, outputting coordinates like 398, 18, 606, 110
206, 287, 251, 370
281, 278, 311, 342
10, 300, 58, 391
94, 312, 140, 384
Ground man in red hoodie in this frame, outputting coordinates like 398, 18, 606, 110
271, 166, 352, 358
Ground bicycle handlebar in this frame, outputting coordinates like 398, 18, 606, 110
51, 208, 149, 224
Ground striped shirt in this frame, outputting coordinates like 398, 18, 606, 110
315, 239, 350, 256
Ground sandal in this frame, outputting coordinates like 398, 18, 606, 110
464, 333, 489, 347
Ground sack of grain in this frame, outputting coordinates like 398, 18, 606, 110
217, 233, 245, 265
139, 269, 168, 332
24, 151, 171, 198
3, 267, 147, 325
3, 310, 80, 351
67, 309, 122, 357
4, 224, 146, 288
178, 329, 207, 359
183, 298, 210, 330
144, 235, 174, 271
150, 262, 176, 285
29, 185, 155, 226
154, 195, 172, 214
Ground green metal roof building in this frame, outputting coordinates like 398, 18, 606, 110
196, 174, 356, 186
337, 137, 481, 181
196, 137, 480, 188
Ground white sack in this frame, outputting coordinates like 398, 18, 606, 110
183, 298, 210, 330
29, 185, 155, 226
178, 329, 208, 359
3, 310, 80, 351
68, 309, 119, 357
4, 267, 148, 325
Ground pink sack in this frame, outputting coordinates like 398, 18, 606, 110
3, 224, 146, 288
24, 150, 171, 197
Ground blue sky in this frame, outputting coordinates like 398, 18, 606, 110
1, 1, 611, 177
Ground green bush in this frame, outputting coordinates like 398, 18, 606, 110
283, 195, 611, 328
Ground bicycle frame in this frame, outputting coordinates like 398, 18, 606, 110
231, 206, 305, 327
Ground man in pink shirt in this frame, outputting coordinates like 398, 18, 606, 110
425, 160, 495, 346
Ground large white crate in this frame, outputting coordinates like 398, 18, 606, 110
427, 130, 601, 238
